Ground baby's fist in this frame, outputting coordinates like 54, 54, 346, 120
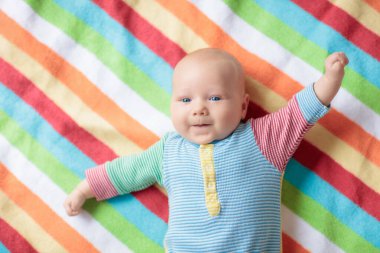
64, 180, 93, 216
64, 192, 86, 216
325, 52, 349, 74
314, 52, 349, 105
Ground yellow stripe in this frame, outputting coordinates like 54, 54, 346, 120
329, 0, 380, 37
0, 190, 67, 253
199, 144, 220, 217
0, 35, 141, 156
124, 0, 208, 53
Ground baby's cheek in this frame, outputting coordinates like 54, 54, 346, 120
226, 109, 240, 122
217, 115, 235, 134
224, 110, 242, 130
173, 115, 191, 137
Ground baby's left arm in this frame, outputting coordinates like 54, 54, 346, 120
251, 52, 348, 173
313, 52, 349, 106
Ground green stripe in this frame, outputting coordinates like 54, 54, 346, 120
224, 0, 380, 115
85, 199, 164, 253
0, 110, 80, 192
282, 180, 380, 253
107, 134, 166, 194
0, 110, 163, 252
25, 0, 171, 116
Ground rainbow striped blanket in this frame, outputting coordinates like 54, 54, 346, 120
1, 0, 379, 252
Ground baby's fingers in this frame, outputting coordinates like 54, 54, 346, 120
328, 52, 349, 67
64, 198, 81, 216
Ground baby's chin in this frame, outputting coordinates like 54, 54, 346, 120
183, 125, 239, 145
186, 133, 226, 145
182, 132, 212, 145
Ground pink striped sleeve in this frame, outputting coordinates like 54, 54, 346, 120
251, 97, 312, 173
85, 164, 119, 201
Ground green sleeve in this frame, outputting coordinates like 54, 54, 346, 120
105, 134, 167, 195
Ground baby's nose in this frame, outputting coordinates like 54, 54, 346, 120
193, 110, 207, 116
192, 104, 209, 116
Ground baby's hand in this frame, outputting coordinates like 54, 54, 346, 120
324, 52, 349, 82
64, 190, 87, 216
313, 52, 349, 106
64, 180, 93, 216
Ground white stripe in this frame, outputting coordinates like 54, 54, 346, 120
191, 0, 380, 140
282, 205, 345, 253
0, 135, 132, 253
0, 0, 174, 137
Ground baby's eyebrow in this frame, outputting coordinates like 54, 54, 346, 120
173, 94, 191, 100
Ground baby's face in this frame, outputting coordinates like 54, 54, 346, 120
170, 49, 249, 145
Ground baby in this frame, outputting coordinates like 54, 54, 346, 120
64, 48, 348, 252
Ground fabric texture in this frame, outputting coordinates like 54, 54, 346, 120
1, 0, 380, 252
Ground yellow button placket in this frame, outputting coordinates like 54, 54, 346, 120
199, 144, 220, 217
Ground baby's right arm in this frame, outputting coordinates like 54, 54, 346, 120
64, 180, 94, 216
63, 134, 168, 216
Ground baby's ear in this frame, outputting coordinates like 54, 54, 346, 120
241, 93, 250, 119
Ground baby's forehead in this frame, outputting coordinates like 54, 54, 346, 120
172, 48, 245, 92
181, 49, 239, 66
175, 49, 242, 77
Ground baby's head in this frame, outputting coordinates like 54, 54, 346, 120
171, 48, 250, 144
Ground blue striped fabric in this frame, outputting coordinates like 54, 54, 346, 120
296, 84, 330, 124
163, 122, 283, 252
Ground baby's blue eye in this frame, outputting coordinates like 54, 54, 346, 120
181, 98, 191, 103
210, 96, 221, 101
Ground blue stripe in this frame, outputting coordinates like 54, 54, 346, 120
53, 0, 173, 94
109, 195, 167, 245
254, 0, 380, 90
0, 83, 166, 246
285, 159, 380, 248
0, 83, 94, 177
0, 242, 10, 253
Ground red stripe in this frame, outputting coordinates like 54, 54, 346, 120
86, 164, 119, 201
93, 0, 186, 67
282, 232, 310, 253
0, 58, 114, 165
292, 0, 380, 61
248, 102, 380, 221
0, 58, 169, 222
295, 140, 380, 221
0, 218, 38, 253
134, 185, 169, 222
252, 98, 311, 172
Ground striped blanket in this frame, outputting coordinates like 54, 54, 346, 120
1, 0, 379, 252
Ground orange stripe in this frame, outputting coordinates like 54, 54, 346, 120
282, 233, 310, 253
319, 110, 380, 168
0, 163, 99, 252
156, 0, 380, 167
364, 0, 380, 13
0, 12, 158, 150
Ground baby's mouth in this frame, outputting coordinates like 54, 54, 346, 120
193, 124, 211, 127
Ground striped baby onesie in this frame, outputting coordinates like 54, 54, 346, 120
86, 85, 329, 252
